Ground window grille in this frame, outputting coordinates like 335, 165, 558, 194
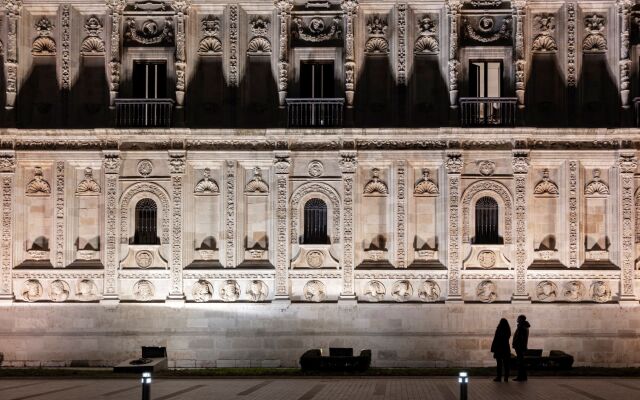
134, 198, 159, 245
303, 198, 328, 244
474, 196, 500, 244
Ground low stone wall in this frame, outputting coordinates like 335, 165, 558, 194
1, 303, 639, 368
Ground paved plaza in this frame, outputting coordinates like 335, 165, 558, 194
1, 377, 640, 400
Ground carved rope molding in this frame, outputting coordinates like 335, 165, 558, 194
102, 150, 120, 300
274, 152, 291, 298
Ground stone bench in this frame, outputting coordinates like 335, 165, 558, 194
300, 348, 372, 372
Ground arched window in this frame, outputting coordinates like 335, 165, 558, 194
134, 198, 159, 245
474, 196, 500, 244
303, 198, 328, 244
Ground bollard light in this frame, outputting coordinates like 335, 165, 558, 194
458, 371, 468, 400
141, 372, 152, 400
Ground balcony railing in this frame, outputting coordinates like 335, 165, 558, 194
460, 97, 518, 127
115, 99, 174, 128
286, 98, 344, 128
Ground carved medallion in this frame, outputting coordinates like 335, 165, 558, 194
306, 250, 325, 268
477, 280, 497, 303
125, 18, 174, 46
418, 280, 440, 302
49, 280, 70, 302
76, 279, 99, 301
535, 280, 557, 301
137, 160, 153, 177
135, 250, 153, 268
391, 280, 413, 302
292, 16, 342, 44
364, 280, 386, 301
304, 280, 326, 302
308, 160, 324, 177
477, 160, 495, 176
477, 250, 497, 268
22, 279, 43, 302
192, 280, 213, 302
133, 280, 155, 301
247, 280, 269, 302
220, 280, 240, 302
591, 281, 611, 303
563, 281, 585, 302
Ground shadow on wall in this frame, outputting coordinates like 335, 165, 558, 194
186, 58, 231, 127
407, 55, 448, 127
239, 57, 278, 128
355, 57, 396, 127
17, 58, 61, 128
577, 53, 619, 127
70, 57, 109, 128
525, 53, 566, 127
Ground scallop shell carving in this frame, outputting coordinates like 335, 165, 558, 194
32, 37, 56, 55
247, 37, 272, 54
582, 34, 607, 52
198, 36, 222, 55
531, 35, 557, 52
364, 37, 389, 54
81, 36, 106, 55
414, 35, 439, 54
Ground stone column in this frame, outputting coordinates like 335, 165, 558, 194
446, 0, 461, 110
224, 160, 237, 269
107, 0, 125, 108
273, 151, 291, 303
4, 0, 21, 110
101, 151, 120, 303
275, 0, 293, 107
396, 160, 407, 268
618, 152, 637, 303
339, 151, 357, 302
513, 0, 526, 111
342, 0, 359, 108
0, 151, 16, 303
618, 0, 632, 111
512, 151, 530, 302
168, 151, 186, 302
445, 151, 463, 302
173, 0, 190, 113
54, 161, 66, 268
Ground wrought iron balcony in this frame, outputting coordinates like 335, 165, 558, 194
115, 98, 174, 128
459, 97, 518, 127
286, 98, 344, 128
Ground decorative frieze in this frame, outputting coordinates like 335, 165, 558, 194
228, 5, 239, 86
60, 6, 71, 90
619, 153, 637, 301
340, 151, 356, 299
102, 150, 120, 301
566, 3, 576, 87
396, 3, 407, 84
567, 160, 578, 268
54, 162, 65, 268
396, 161, 407, 268
224, 161, 236, 268
512, 151, 529, 300
0, 152, 15, 300
124, 18, 174, 46
446, 151, 462, 300
462, 15, 512, 44
169, 151, 185, 299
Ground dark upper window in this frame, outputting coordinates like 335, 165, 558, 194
134, 198, 159, 245
300, 61, 335, 98
474, 196, 501, 245
469, 60, 503, 98
132, 61, 167, 99
303, 198, 328, 244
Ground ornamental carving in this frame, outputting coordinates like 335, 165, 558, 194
591, 281, 611, 303
392, 280, 413, 302
414, 168, 439, 195
22, 279, 43, 302
365, 16, 388, 55
584, 169, 609, 196
308, 160, 324, 177
564, 280, 585, 301
364, 280, 385, 301
363, 168, 389, 195
120, 182, 171, 245
194, 168, 220, 194
478, 250, 497, 268
77, 279, 99, 301
247, 280, 269, 301
532, 14, 557, 53
76, 167, 101, 194
292, 16, 342, 43
290, 182, 341, 244
49, 280, 70, 302
304, 280, 326, 302
567, 4, 577, 86
306, 250, 324, 268
415, 15, 439, 54
462, 16, 512, 44
536, 280, 557, 301
533, 169, 559, 197
125, 18, 174, 46
418, 280, 441, 302
568, 161, 578, 267
137, 160, 153, 177
26, 166, 51, 195
135, 250, 153, 268
583, 14, 607, 52
477, 160, 495, 176
32, 17, 56, 56
461, 180, 513, 244
81, 16, 106, 55
248, 17, 272, 55
220, 280, 240, 302
0, 153, 16, 173
397, 3, 407, 83
245, 167, 269, 193
445, 152, 463, 174
192, 280, 213, 302
228, 5, 239, 86
198, 15, 222, 56
477, 280, 497, 303
133, 280, 155, 301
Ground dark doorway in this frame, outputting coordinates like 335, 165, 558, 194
300, 61, 334, 98
474, 196, 500, 245
133, 61, 167, 99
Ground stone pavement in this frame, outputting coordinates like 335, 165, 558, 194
1, 377, 640, 400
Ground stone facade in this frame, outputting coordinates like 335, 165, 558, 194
1, 0, 640, 368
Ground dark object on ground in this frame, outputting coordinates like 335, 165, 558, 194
113, 347, 168, 373
511, 349, 574, 370
300, 348, 372, 372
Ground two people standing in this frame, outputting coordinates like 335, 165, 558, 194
490, 315, 530, 382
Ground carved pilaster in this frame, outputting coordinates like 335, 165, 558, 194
566, 3, 576, 88
274, 151, 291, 302
396, 161, 407, 268
228, 5, 239, 87
0, 151, 15, 302
339, 151, 357, 301
54, 161, 65, 268
446, 0, 462, 108
168, 151, 186, 301
342, 0, 359, 108
396, 3, 407, 85
101, 150, 120, 302
618, 0, 632, 109
618, 153, 637, 302
107, 0, 125, 108
512, 151, 530, 302
513, 0, 526, 110
275, 0, 293, 107
60, 5, 71, 92
173, 1, 190, 108
445, 151, 463, 301
568, 160, 578, 268
224, 160, 236, 269
4, 0, 22, 109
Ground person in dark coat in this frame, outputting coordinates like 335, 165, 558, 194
490, 318, 511, 382
512, 314, 530, 381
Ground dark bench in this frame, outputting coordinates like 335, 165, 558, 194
300, 348, 372, 372
512, 349, 574, 370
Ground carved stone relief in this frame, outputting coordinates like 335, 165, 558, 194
304, 280, 326, 302
61, 6, 71, 89
477, 160, 495, 176
248, 17, 272, 54
77, 279, 99, 301
49, 280, 70, 302
396, 3, 407, 84
363, 168, 388, 195
81, 16, 106, 55
567, 3, 576, 87
582, 14, 607, 52
25, 167, 51, 195
135, 250, 153, 268
364, 15, 389, 54
414, 168, 439, 196
137, 160, 153, 177
591, 280, 611, 303
247, 280, 269, 301
418, 280, 440, 302
133, 280, 155, 301
535, 280, 557, 301
245, 167, 269, 193
290, 182, 341, 244
477, 280, 497, 303
220, 280, 240, 302
224, 161, 236, 268
125, 18, 174, 46
563, 280, 585, 301
415, 15, 439, 54
568, 160, 578, 268
198, 15, 222, 56
194, 168, 220, 194
462, 15, 512, 44
307, 161, 324, 177
32, 17, 56, 56
364, 280, 385, 301
584, 169, 609, 196
461, 180, 513, 244
291, 16, 342, 43
228, 5, 239, 86
22, 279, 43, 302
192, 280, 213, 302
532, 14, 557, 52
77, 167, 101, 194
55, 162, 65, 268
533, 169, 559, 196
119, 182, 171, 245
391, 280, 413, 302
